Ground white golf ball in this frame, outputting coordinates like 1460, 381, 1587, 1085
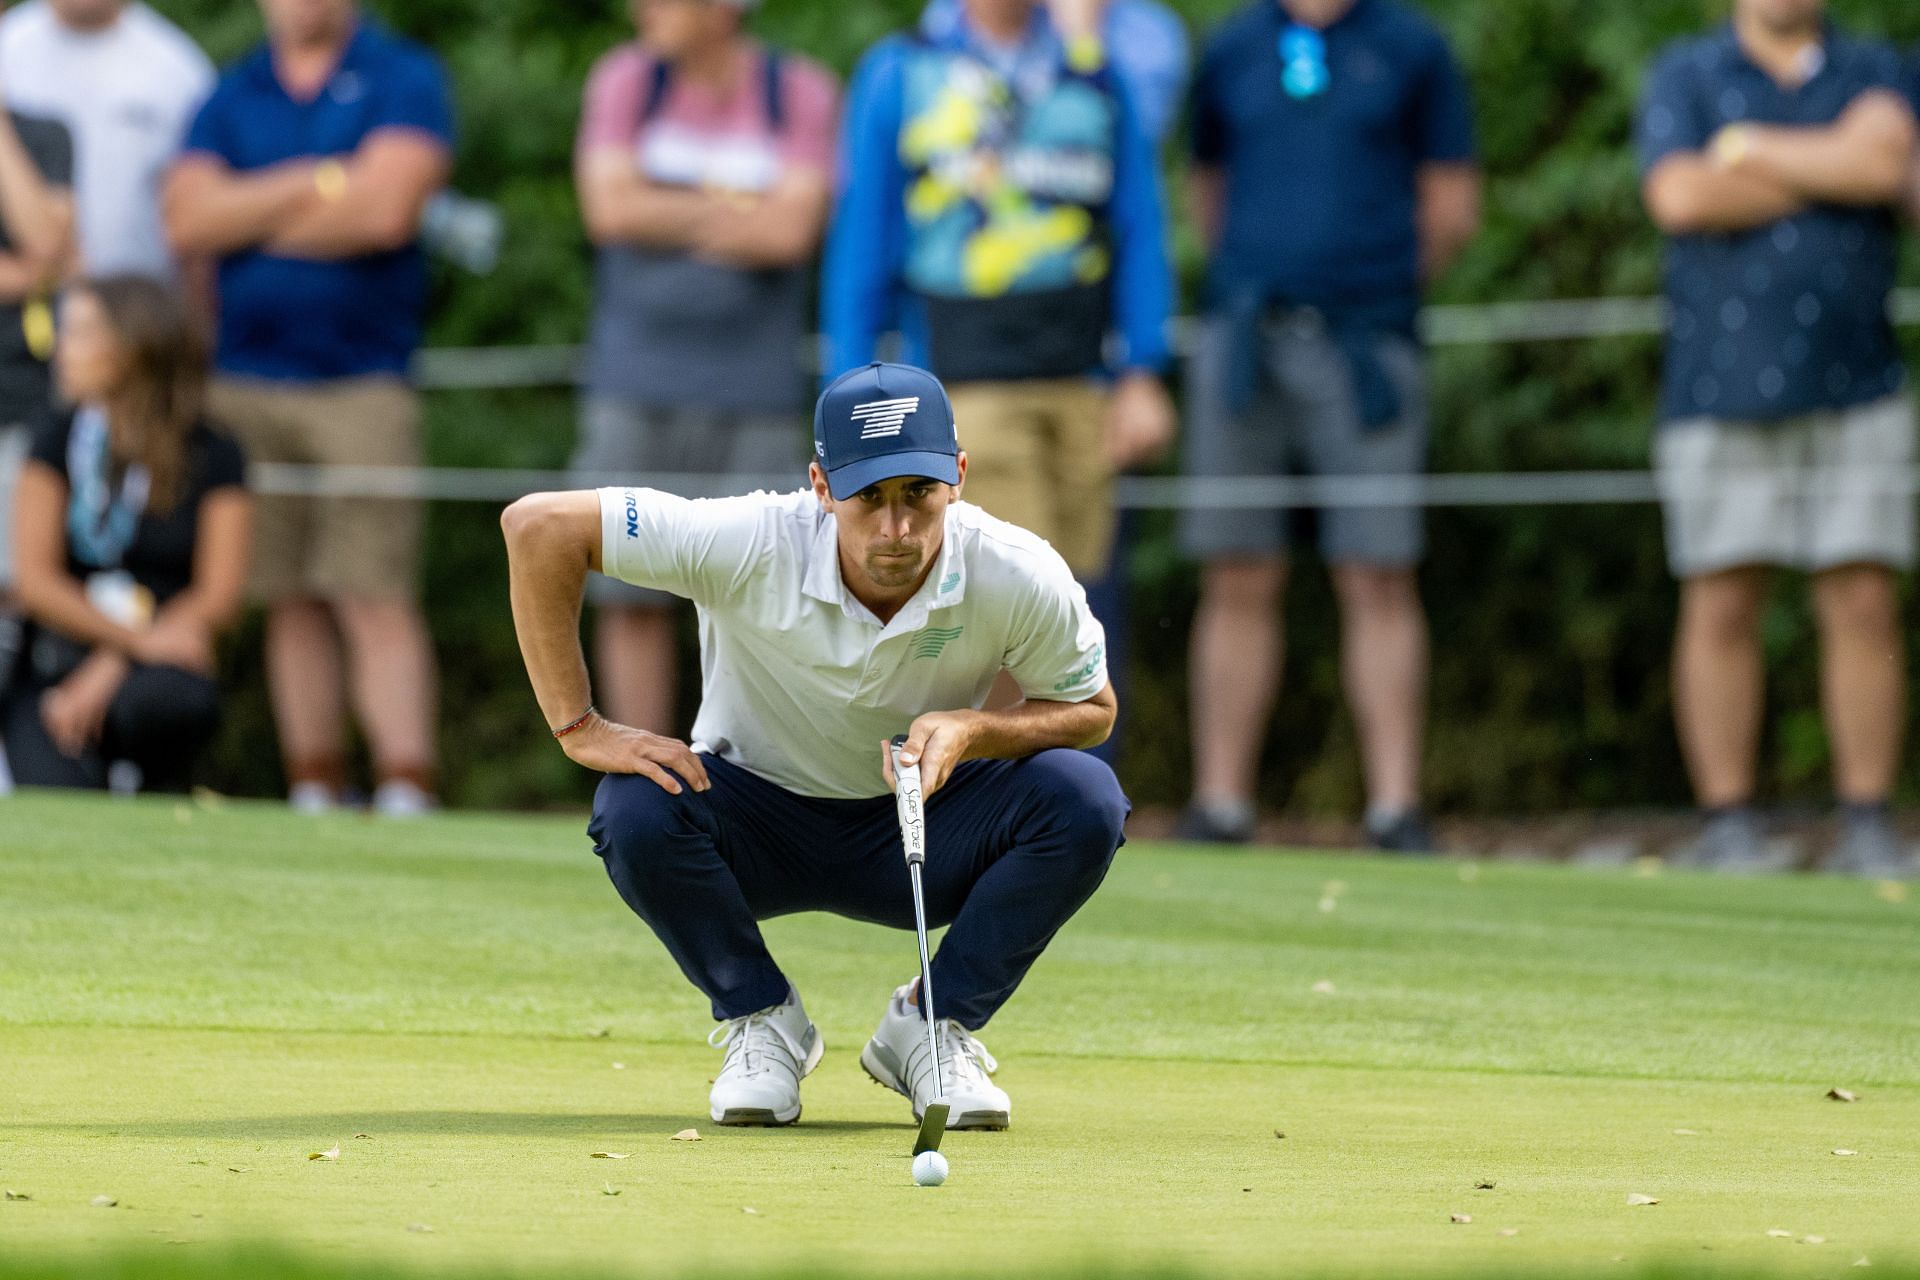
912, 1151, 949, 1187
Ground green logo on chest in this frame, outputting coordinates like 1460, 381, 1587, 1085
911, 625, 965, 660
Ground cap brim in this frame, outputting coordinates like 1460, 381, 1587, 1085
825, 451, 961, 501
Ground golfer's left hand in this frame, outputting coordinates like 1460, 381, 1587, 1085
880, 710, 981, 798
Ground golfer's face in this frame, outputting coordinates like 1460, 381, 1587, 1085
837, 476, 954, 591
1738, 0, 1823, 34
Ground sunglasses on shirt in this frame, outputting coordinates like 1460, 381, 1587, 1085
1279, 25, 1330, 99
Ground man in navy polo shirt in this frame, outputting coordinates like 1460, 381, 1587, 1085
1638, 0, 1917, 878
165, 0, 454, 817
1178, 0, 1480, 851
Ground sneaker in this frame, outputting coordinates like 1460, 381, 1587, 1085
289, 781, 339, 815
1175, 801, 1255, 845
1688, 807, 1790, 875
706, 988, 823, 1126
373, 779, 437, 818
1827, 806, 1914, 879
860, 982, 1009, 1131
1367, 808, 1438, 855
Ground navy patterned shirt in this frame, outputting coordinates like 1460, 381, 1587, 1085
1637, 24, 1909, 425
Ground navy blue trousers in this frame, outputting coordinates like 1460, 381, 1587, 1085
588, 749, 1129, 1029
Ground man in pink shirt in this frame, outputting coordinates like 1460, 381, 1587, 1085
573, 0, 840, 735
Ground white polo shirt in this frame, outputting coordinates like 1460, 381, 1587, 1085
598, 487, 1108, 800
0, 1, 214, 277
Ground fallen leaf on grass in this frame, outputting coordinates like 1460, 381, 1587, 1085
1803, 1236, 1827, 1245
4, 1190, 29, 1201
1498, 1229, 1520, 1238
671, 1129, 701, 1142
226, 1167, 248, 1174
1323, 880, 1348, 897
190, 786, 227, 812
601, 1183, 621, 1197
1311, 980, 1336, 995
611, 1062, 626, 1071
406, 1223, 433, 1234
1672, 1128, 1699, 1137
1626, 1193, 1659, 1206
90, 1196, 117, 1209
1450, 1213, 1472, 1224
1874, 881, 1908, 904
1273, 1130, 1286, 1140
308, 1146, 339, 1162
1833, 1149, 1858, 1157
1317, 896, 1338, 914
590, 1152, 630, 1160
1475, 1181, 1495, 1191
1631, 856, 1663, 878
1827, 1087, 1859, 1103
1767, 1230, 1794, 1239
742, 1207, 759, 1216
1854, 1257, 1872, 1268
1457, 863, 1483, 883
588, 1027, 611, 1039
353, 1134, 372, 1140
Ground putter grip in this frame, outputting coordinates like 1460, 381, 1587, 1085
890, 737, 926, 866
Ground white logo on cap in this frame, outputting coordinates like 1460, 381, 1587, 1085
851, 397, 920, 440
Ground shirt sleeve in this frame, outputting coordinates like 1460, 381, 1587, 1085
27, 411, 72, 475
820, 39, 910, 381
372, 46, 457, 149
577, 46, 647, 156
1105, 73, 1173, 373
1636, 46, 1708, 176
201, 430, 248, 493
1105, 0, 1191, 146
181, 81, 235, 163
1003, 546, 1109, 704
777, 58, 842, 177
1412, 32, 1476, 164
598, 486, 768, 606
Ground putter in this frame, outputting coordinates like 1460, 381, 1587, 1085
890, 734, 951, 1155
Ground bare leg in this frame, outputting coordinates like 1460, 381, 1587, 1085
1329, 564, 1427, 816
1188, 557, 1288, 806
335, 596, 439, 784
1673, 567, 1770, 808
594, 604, 677, 736
1812, 563, 1904, 804
265, 598, 348, 786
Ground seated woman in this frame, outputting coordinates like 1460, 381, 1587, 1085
2, 275, 250, 791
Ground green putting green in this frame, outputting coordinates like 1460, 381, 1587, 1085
2, 791, 1916, 1280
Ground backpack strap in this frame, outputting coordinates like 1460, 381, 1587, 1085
639, 57, 674, 126
762, 48, 785, 133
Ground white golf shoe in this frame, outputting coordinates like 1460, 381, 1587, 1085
859, 982, 1010, 1130
707, 988, 823, 1126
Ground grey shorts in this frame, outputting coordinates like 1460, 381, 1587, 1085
571, 395, 808, 607
1656, 394, 1917, 577
0, 424, 31, 591
1178, 312, 1429, 567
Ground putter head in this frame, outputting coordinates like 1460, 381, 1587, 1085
913, 1100, 950, 1155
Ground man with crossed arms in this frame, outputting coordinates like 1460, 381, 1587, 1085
502, 362, 1129, 1130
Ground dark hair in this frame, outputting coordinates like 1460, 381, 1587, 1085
76, 275, 209, 515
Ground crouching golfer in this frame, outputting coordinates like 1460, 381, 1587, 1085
502, 362, 1128, 1131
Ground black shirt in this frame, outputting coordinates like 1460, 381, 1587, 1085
28, 410, 248, 608
0, 111, 74, 427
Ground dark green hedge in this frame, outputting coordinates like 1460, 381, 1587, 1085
161, 0, 1920, 814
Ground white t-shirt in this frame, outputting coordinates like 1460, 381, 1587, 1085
0, 1, 214, 276
598, 487, 1109, 800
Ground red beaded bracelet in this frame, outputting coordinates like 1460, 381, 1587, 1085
551, 706, 597, 739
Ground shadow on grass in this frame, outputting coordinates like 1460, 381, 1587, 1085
0, 1110, 904, 1140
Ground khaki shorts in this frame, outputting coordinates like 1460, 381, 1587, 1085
947, 378, 1112, 576
208, 375, 424, 601
1656, 394, 1917, 578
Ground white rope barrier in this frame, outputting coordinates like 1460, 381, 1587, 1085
274, 291, 1920, 508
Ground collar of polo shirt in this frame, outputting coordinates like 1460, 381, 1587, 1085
801, 502, 969, 630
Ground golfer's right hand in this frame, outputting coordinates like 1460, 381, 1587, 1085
560, 715, 711, 795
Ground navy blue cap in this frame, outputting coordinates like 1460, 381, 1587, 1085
813, 362, 960, 501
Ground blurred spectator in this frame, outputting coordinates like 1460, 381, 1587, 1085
572, 0, 838, 734
824, 0, 1176, 587
0, 103, 72, 701
1638, 0, 1917, 876
919, 0, 1189, 145
2, 276, 249, 793
0, 0, 214, 278
1177, 0, 1479, 850
164, 0, 453, 816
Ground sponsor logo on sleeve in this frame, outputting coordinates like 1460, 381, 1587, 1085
624, 490, 640, 539
1052, 645, 1104, 693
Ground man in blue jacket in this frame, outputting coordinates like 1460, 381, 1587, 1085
823, 0, 1175, 588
